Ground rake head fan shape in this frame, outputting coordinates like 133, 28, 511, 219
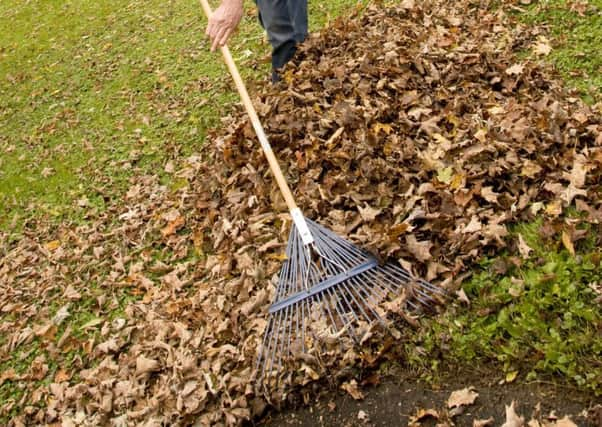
199, 0, 445, 389
256, 218, 444, 383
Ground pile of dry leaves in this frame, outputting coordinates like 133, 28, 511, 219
1, 0, 601, 425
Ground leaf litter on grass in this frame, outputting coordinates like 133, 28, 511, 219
1, 0, 602, 425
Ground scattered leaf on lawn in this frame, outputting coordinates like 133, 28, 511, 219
532, 37, 552, 56
561, 230, 575, 257
517, 234, 533, 259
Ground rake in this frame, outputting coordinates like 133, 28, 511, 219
200, 0, 445, 384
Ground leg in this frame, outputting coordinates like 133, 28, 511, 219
256, 0, 308, 80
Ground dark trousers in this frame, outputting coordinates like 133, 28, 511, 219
256, 0, 308, 80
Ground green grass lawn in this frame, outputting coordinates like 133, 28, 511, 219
0, 0, 356, 232
518, 0, 602, 102
408, 220, 602, 395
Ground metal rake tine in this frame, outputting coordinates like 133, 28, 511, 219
317, 289, 340, 338
313, 229, 357, 271
311, 221, 372, 259
317, 239, 378, 328
370, 268, 434, 309
382, 263, 445, 295
311, 224, 369, 262
258, 316, 275, 382
281, 305, 293, 366
363, 269, 423, 311
263, 312, 278, 379
385, 263, 446, 296
314, 233, 421, 300
314, 239, 366, 336
300, 295, 307, 353
316, 239, 380, 327
346, 275, 387, 327
318, 236, 368, 269
311, 240, 362, 342
275, 228, 294, 301
256, 316, 273, 380
325, 285, 361, 342
378, 266, 439, 307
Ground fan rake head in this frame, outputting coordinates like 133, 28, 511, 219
256, 218, 444, 385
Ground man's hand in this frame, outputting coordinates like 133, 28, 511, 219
206, 0, 244, 51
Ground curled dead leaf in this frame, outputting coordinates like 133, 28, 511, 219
136, 355, 160, 375
341, 379, 365, 400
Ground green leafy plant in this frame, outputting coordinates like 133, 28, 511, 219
409, 222, 602, 394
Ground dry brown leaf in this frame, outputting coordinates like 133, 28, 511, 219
456, 288, 470, 305
409, 408, 439, 425
44, 240, 61, 251
517, 234, 533, 259
502, 401, 525, 427
505, 63, 525, 75
358, 203, 382, 222
406, 235, 433, 262
561, 230, 575, 257
136, 355, 160, 375
532, 37, 552, 56
161, 213, 185, 237
447, 386, 479, 408
340, 379, 365, 400
54, 369, 71, 383
551, 416, 578, 427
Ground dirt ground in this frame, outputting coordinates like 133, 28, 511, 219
257, 367, 601, 426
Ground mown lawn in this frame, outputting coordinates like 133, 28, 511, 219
518, 0, 602, 103
0, 0, 355, 232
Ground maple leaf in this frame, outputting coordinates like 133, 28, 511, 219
447, 386, 479, 408
406, 234, 433, 262
358, 203, 382, 222
501, 401, 525, 427
437, 166, 454, 184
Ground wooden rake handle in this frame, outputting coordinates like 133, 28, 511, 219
199, 0, 299, 213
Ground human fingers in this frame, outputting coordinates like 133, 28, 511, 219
217, 27, 233, 47
211, 26, 228, 51
206, 17, 215, 37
